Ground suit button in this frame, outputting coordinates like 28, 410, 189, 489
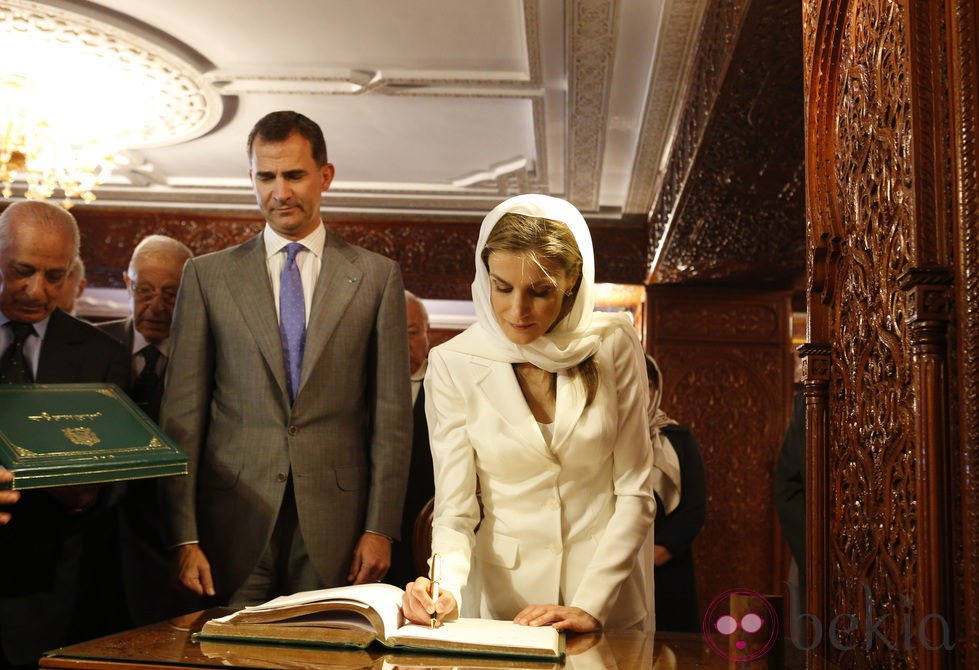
288, 425, 298, 436
277, 472, 287, 482
546, 499, 560, 511
548, 542, 562, 554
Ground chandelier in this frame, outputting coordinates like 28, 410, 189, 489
0, 0, 221, 206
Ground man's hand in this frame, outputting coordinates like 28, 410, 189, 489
514, 604, 600, 632
347, 532, 392, 584
175, 543, 216, 597
0, 467, 19, 525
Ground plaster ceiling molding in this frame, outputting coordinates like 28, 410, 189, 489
624, 0, 709, 215
5, 0, 672, 220
565, 0, 619, 212
87, 0, 552, 213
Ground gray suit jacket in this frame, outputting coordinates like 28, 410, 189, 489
159, 230, 412, 597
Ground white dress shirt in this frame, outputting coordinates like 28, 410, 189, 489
263, 223, 326, 326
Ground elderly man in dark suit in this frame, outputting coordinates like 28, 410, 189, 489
0, 200, 130, 670
98, 234, 193, 626
99, 235, 192, 422
385, 290, 435, 586
160, 111, 412, 608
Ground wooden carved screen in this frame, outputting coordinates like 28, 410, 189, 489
645, 286, 792, 620
804, 0, 979, 667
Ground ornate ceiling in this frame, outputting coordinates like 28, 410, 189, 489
4, 0, 806, 289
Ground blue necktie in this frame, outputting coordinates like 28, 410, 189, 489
279, 243, 306, 402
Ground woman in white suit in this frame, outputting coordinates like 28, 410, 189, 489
402, 194, 655, 632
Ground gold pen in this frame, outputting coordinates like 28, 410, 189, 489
429, 553, 442, 629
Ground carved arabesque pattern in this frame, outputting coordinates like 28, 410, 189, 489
802, 0, 819, 87
949, 0, 979, 660
647, 0, 750, 268
647, 0, 805, 286
828, 0, 918, 666
658, 344, 782, 612
70, 207, 646, 300
657, 301, 780, 341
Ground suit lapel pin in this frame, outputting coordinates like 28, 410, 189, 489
347, 276, 358, 283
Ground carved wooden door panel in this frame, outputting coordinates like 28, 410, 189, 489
803, 1, 978, 667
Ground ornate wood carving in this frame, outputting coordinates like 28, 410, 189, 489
67, 207, 647, 299
648, 287, 792, 626
805, 0, 969, 666
646, 0, 805, 288
946, 1, 979, 659
825, 6, 920, 665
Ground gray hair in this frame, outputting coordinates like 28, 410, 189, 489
0, 201, 80, 259
128, 235, 193, 276
404, 290, 430, 330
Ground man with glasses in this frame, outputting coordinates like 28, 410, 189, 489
99, 234, 194, 626
99, 234, 192, 422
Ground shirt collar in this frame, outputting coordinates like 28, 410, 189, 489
411, 358, 428, 383
263, 222, 326, 260
133, 328, 168, 357
0, 310, 52, 340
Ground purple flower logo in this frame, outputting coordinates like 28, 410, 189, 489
702, 588, 780, 662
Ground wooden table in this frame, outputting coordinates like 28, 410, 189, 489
39, 609, 789, 669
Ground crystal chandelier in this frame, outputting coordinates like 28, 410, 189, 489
0, 0, 221, 207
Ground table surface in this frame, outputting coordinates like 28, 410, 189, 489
39, 609, 794, 669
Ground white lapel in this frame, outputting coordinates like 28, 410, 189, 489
551, 371, 588, 455
473, 359, 558, 463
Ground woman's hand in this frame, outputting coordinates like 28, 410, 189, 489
514, 604, 600, 632
401, 576, 457, 627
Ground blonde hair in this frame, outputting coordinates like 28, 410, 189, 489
481, 212, 599, 405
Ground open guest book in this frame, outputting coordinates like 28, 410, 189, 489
194, 583, 565, 661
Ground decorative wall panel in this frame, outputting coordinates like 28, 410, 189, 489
805, 0, 971, 667
646, 0, 805, 288
647, 287, 792, 628
67, 207, 647, 299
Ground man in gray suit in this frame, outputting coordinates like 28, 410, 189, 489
160, 111, 412, 607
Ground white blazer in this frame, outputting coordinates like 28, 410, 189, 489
425, 322, 655, 629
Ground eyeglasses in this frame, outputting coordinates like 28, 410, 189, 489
131, 284, 179, 305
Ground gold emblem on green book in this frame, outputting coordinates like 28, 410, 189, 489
62, 427, 101, 447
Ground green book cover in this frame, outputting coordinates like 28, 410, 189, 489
0, 383, 188, 490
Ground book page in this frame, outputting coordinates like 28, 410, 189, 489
228, 582, 405, 639
388, 618, 562, 657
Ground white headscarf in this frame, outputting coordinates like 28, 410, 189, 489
458, 193, 630, 371
647, 354, 682, 514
